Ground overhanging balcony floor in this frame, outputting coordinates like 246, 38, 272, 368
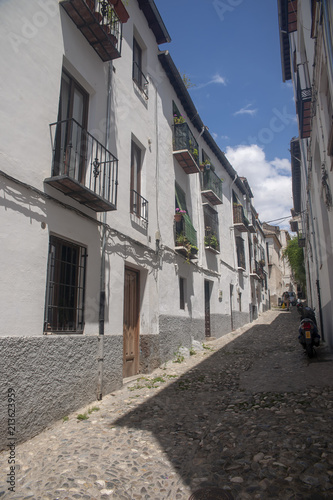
60, 0, 122, 62
45, 175, 116, 212
173, 150, 200, 174
201, 189, 222, 205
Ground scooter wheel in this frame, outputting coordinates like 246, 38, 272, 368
306, 345, 314, 358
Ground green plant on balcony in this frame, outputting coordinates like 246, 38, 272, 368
176, 233, 198, 263
204, 234, 218, 250
192, 148, 198, 160
174, 114, 185, 124
200, 159, 211, 172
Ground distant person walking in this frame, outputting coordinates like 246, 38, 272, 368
282, 291, 290, 311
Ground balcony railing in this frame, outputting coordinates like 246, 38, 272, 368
173, 122, 200, 174
130, 190, 148, 223
204, 207, 220, 253
297, 72, 312, 139
236, 240, 246, 270
201, 168, 223, 205
248, 214, 256, 233
250, 260, 261, 280
46, 118, 118, 212
204, 229, 220, 253
60, 0, 126, 62
174, 216, 198, 259
233, 204, 249, 232
132, 62, 149, 99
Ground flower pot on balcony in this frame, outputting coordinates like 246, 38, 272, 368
112, 0, 129, 23
174, 213, 182, 222
86, 0, 95, 11
94, 11, 103, 22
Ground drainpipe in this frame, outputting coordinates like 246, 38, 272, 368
97, 61, 113, 401
322, 0, 333, 83
230, 173, 238, 270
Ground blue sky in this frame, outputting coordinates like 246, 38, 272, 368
155, 0, 299, 229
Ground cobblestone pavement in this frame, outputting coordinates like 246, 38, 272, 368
1, 308, 333, 500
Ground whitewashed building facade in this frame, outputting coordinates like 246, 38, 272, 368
0, 0, 268, 447
278, 0, 333, 346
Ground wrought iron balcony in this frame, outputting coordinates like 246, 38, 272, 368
60, 0, 126, 62
133, 62, 149, 99
248, 214, 256, 234
236, 237, 246, 271
233, 204, 249, 232
204, 205, 220, 253
201, 168, 223, 205
296, 72, 312, 139
130, 190, 148, 223
174, 216, 198, 259
250, 260, 261, 280
204, 230, 220, 253
46, 118, 118, 212
173, 122, 200, 174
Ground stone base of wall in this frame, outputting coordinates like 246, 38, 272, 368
0, 335, 122, 451
140, 334, 160, 373
210, 314, 232, 338
159, 316, 205, 364
232, 311, 251, 331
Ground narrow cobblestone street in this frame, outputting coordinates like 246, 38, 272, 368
1, 308, 333, 500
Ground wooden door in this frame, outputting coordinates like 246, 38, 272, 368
123, 267, 140, 378
204, 280, 211, 337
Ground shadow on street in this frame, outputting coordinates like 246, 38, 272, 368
114, 310, 333, 498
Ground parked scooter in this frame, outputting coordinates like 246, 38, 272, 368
296, 300, 320, 358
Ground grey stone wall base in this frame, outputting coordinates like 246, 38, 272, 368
232, 311, 251, 330
0, 336, 122, 451
140, 334, 160, 373
210, 314, 232, 338
159, 316, 205, 365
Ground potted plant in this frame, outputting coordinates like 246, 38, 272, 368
175, 233, 197, 263
86, 0, 95, 11
205, 235, 219, 250
104, 0, 129, 23
173, 114, 185, 125
200, 159, 211, 172
174, 208, 186, 222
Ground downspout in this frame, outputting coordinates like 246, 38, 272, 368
97, 61, 113, 401
230, 173, 238, 270
322, 0, 333, 83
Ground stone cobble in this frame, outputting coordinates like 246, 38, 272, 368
1, 309, 333, 499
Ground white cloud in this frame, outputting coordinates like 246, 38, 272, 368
194, 73, 227, 90
234, 104, 257, 116
211, 74, 226, 85
225, 144, 293, 229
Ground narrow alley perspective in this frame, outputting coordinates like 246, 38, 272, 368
1, 309, 333, 500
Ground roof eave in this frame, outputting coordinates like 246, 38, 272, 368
158, 50, 247, 195
138, 0, 171, 44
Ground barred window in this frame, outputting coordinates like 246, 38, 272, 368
44, 236, 87, 333
236, 236, 246, 270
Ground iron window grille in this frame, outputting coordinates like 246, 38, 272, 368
236, 236, 246, 270
44, 236, 87, 333
132, 61, 149, 99
203, 206, 220, 251
130, 189, 148, 222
